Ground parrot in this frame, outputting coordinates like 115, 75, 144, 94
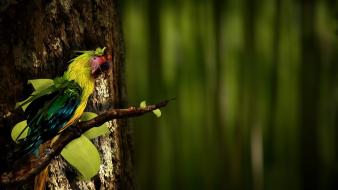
14, 47, 112, 158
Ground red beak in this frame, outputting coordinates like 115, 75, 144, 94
91, 55, 112, 77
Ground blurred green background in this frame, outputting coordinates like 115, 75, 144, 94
121, 0, 338, 189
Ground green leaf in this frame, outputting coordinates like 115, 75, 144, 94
83, 125, 109, 139
140, 101, 147, 108
16, 79, 54, 111
152, 109, 162, 118
80, 112, 98, 121
28, 79, 54, 91
61, 135, 101, 180
11, 120, 29, 143
81, 112, 109, 139
15, 99, 30, 111
140, 100, 161, 118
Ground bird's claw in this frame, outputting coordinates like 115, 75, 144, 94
44, 148, 53, 155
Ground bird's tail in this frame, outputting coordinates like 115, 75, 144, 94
34, 142, 50, 190
35, 167, 49, 190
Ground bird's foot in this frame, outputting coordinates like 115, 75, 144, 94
44, 147, 53, 155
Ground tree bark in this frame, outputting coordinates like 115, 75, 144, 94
0, 0, 133, 189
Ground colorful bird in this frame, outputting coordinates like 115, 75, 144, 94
15, 47, 112, 157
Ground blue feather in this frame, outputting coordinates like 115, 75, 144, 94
15, 80, 82, 158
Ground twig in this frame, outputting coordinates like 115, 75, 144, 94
0, 99, 172, 185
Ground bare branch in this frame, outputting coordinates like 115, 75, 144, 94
0, 99, 172, 185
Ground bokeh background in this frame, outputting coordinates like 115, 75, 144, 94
121, 0, 338, 189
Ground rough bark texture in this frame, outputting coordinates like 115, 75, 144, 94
0, 0, 133, 189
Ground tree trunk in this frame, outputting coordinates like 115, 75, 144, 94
0, 0, 133, 189
299, 0, 320, 189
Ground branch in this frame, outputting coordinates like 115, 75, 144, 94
0, 99, 173, 185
